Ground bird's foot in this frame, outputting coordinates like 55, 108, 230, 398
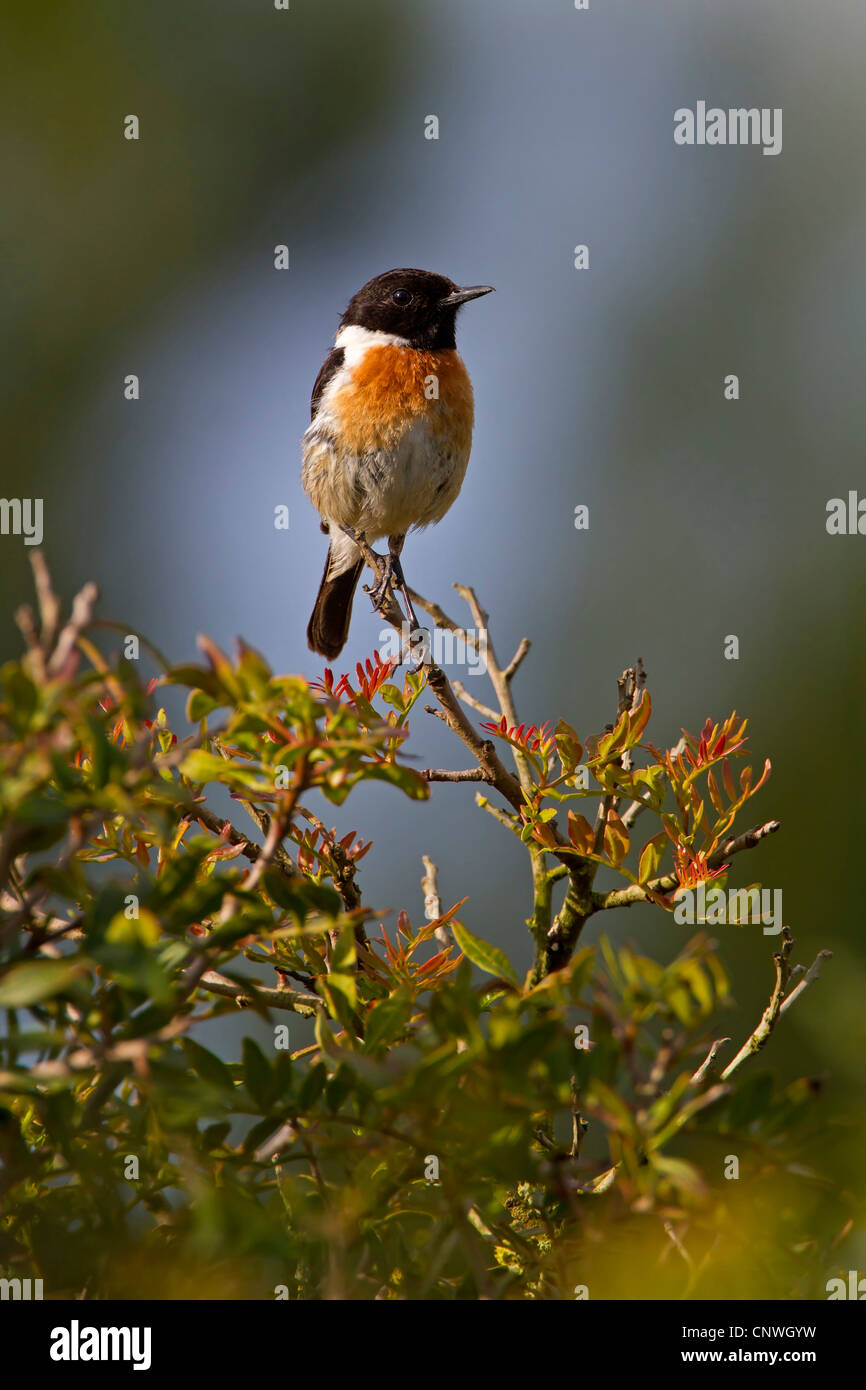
365, 554, 396, 612
340, 526, 391, 611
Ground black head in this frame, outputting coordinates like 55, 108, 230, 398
340, 269, 494, 349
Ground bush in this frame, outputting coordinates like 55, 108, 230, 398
0, 556, 842, 1299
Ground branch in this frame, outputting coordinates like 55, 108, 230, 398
295, 804, 363, 913
425, 585, 559, 964
30, 549, 61, 652
422, 665, 525, 813
14, 552, 99, 685
421, 768, 488, 784
714, 819, 781, 861
779, 948, 832, 1015
406, 586, 480, 649
536, 662, 647, 978
597, 661, 645, 841
453, 583, 533, 792
590, 818, 781, 913
689, 1037, 731, 1086
48, 580, 100, 679
193, 806, 273, 869
180, 790, 300, 998
450, 681, 499, 720
421, 855, 451, 948
621, 799, 648, 831
369, 580, 525, 814
720, 929, 794, 1080
421, 855, 442, 920
502, 638, 531, 683
535, 861, 594, 978
475, 793, 521, 835
198, 969, 321, 1016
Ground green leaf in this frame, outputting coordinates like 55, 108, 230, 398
1, 664, 38, 731
178, 750, 234, 784
378, 683, 407, 713
326, 1063, 356, 1113
242, 1038, 274, 1109
186, 688, 220, 722
183, 1039, 236, 1094
596, 711, 630, 760
637, 831, 667, 883
603, 810, 629, 867
365, 987, 413, 1051
0, 960, 84, 1008
106, 908, 161, 948
567, 810, 594, 854
632, 765, 667, 811
451, 921, 520, 989
296, 1061, 327, 1110
360, 762, 428, 800
555, 719, 583, 771
727, 1072, 774, 1129
201, 1121, 232, 1149
666, 984, 695, 1027
678, 959, 714, 1015
322, 972, 358, 1030
330, 923, 356, 976
628, 689, 652, 742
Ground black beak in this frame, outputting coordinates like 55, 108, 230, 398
440, 284, 495, 307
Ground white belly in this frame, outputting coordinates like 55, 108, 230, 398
303, 416, 469, 542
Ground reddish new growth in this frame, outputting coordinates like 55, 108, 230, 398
312, 653, 396, 708
651, 713, 749, 782
294, 822, 372, 875
75, 676, 161, 764
673, 845, 728, 889
480, 716, 555, 756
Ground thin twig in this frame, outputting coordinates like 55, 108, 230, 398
721, 929, 794, 1080
475, 794, 521, 835
502, 639, 531, 683
689, 1037, 731, 1086
779, 949, 832, 1015
406, 587, 478, 648
451, 681, 499, 720
47, 581, 100, 678
421, 855, 451, 948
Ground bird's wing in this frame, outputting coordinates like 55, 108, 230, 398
310, 346, 346, 422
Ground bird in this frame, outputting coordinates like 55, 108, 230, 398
301, 267, 494, 659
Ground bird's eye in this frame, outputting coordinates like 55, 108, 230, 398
391, 289, 413, 306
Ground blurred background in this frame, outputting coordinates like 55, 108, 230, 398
2, 0, 863, 1255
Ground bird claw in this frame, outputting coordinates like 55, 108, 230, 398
364, 556, 394, 612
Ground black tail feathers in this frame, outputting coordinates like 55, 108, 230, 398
306, 556, 364, 660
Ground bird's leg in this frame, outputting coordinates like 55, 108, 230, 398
386, 535, 423, 639
364, 549, 396, 612
340, 526, 390, 608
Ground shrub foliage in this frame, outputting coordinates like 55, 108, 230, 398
0, 558, 842, 1299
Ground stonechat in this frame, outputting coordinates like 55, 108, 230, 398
302, 268, 494, 658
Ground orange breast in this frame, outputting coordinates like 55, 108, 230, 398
331, 346, 474, 457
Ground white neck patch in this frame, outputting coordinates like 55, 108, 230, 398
335, 323, 411, 366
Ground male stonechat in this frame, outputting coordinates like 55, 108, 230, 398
302, 268, 494, 658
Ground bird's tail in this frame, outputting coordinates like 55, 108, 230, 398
306, 534, 364, 659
